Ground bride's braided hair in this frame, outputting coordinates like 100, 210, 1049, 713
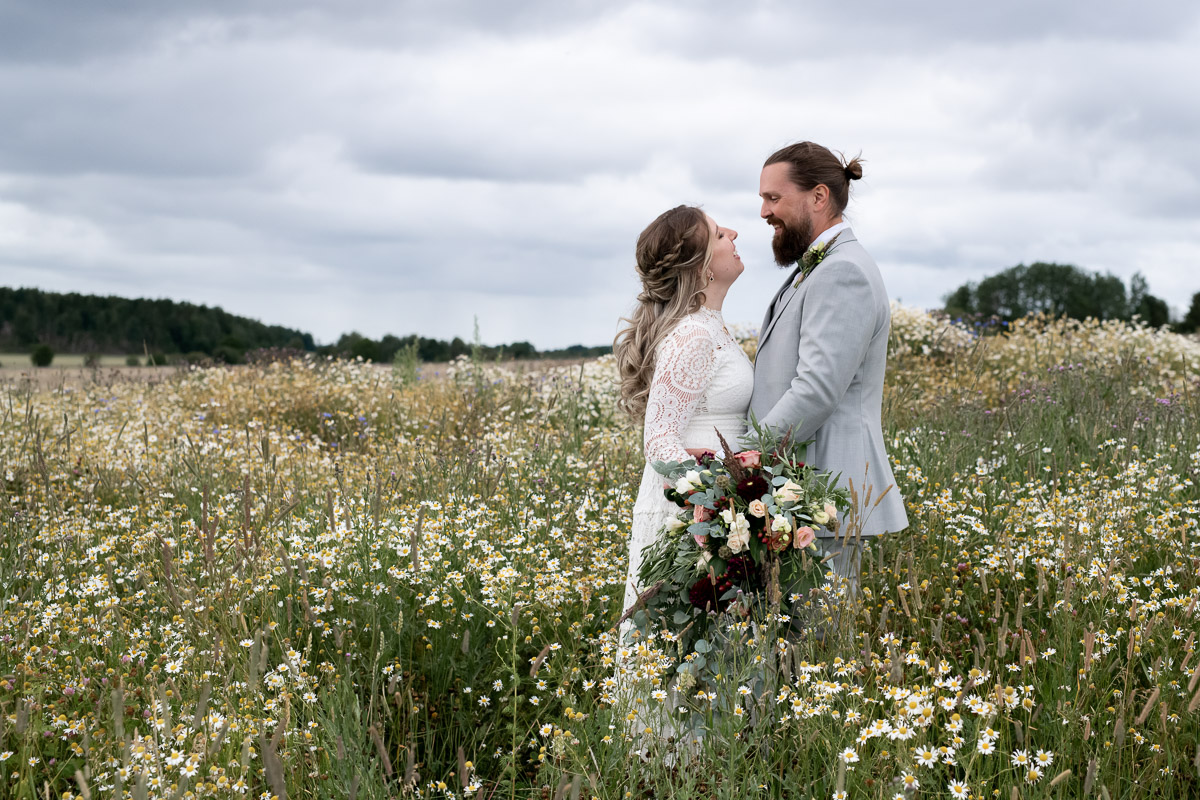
614, 205, 714, 421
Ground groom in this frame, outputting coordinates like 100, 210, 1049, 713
749, 141, 908, 594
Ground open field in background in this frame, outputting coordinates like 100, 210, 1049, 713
0, 358, 590, 392
1, 306, 1199, 799
0, 354, 144, 369
0, 367, 180, 393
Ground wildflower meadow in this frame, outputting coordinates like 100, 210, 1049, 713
2, 306, 1198, 799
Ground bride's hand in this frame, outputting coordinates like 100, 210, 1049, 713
684, 447, 716, 462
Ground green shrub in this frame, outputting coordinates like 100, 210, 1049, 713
30, 343, 54, 367
125, 355, 141, 367
392, 340, 421, 384
213, 345, 244, 365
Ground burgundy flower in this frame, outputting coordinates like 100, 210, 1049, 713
688, 556, 762, 612
736, 474, 769, 503
688, 576, 725, 611
723, 555, 760, 588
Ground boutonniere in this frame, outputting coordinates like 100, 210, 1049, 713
793, 231, 843, 288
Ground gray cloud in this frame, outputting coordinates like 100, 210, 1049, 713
1, 0, 1198, 348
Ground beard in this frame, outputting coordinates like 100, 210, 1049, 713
769, 214, 814, 267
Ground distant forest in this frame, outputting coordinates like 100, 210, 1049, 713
0, 287, 611, 363
942, 263, 1194, 329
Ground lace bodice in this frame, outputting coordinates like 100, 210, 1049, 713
643, 306, 754, 464
623, 306, 753, 619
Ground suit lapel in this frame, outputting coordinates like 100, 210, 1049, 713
758, 269, 802, 349
757, 228, 857, 352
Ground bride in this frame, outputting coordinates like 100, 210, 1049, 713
614, 205, 754, 625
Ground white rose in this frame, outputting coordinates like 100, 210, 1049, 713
665, 517, 687, 532
771, 515, 791, 533
813, 510, 830, 525
726, 513, 751, 553
773, 479, 803, 504
719, 508, 735, 525
674, 469, 702, 494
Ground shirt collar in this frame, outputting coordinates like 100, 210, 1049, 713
810, 220, 851, 250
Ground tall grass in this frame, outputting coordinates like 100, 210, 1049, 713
1, 313, 1198, 799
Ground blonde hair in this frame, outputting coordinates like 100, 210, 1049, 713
614, 205, 715, 421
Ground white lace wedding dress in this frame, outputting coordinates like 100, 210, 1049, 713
622, 306, 754, 618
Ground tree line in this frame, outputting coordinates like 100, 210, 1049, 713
0, 287, 611, 364
327, 331, 610, 364
944, 262, 1199, 331
0, 286, 315, 363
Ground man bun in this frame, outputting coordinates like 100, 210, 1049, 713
764, 142, 863, 215
844, 157, 864, 181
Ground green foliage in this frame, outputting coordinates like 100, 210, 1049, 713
5, 317, 1196, 798
183, 351, 210, 365
392, 340, 421, 384
0, 284, 612, 366
944, 263, 1172, 327
326, 330, 609, 363
0, 285, 316, 356
1178, 291, 1200, 333
335, 331, 381, 362
125, 354, 140, 367
29, 343, 53, 366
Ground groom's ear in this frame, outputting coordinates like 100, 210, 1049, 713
811, 183, 831, 212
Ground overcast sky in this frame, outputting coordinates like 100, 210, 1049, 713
1, 1, 1198, 348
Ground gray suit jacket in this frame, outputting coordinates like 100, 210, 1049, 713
749, 228, 908, 537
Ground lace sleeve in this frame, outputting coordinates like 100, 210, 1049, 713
643, 319, 718, 464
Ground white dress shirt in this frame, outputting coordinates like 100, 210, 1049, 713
808, 220, 851, 252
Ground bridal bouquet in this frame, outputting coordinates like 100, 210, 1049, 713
628, 423, 850, 662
